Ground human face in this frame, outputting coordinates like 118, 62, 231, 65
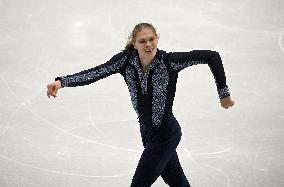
133, 28, 158, 60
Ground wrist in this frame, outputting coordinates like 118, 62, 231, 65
218, 87, 230, 99
55, 77, 64, 88
55, 80, 62, 87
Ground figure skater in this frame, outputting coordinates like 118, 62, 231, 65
47, 22, 235, 187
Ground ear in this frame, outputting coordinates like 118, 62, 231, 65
133, 42, 137, 49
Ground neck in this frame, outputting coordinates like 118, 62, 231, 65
140, 56, 154, 67
140, 57, 152, 65
139, 52, 156, 66
139, 57, 153, 74
137, 49, 158, 72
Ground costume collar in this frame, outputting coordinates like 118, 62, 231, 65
129, 49, 165, 75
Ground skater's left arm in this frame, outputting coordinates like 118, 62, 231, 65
168, 50, 235, 109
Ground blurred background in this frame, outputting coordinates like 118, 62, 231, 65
0, 0, 284, 186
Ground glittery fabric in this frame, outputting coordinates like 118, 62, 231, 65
55, 49, 230, 125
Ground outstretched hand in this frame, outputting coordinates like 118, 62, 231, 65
47, 80, 62, 98
220, 96, 235, 109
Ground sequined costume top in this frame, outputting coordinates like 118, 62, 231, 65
55, 49, 230, 126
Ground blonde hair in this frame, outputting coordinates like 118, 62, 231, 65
124, 23, 159, 51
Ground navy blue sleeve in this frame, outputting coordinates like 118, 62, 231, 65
168, 50, 230, 99
55, 52, 128, 87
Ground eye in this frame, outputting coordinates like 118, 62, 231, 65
139, 40, 146, 44
149, 38, 154, 42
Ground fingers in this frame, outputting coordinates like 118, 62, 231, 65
220, 96, 235, 109
47, 90, 56, 98
224, 105, 231, 109
54, 86, 59, 96
222, 100, 235, 109
223, 105, 231, 109
222, 104, 229, 109
47, 85, 52, 98
47, 84, 58, 98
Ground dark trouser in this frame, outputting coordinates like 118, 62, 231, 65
130, 115, 191, 187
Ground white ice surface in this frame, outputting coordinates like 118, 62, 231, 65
0, 0, 284, 186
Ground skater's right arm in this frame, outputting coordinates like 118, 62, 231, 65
54, 52, 128, 88
46, 52, 128, 98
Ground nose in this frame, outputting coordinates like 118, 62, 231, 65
146, 41, 151, 47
